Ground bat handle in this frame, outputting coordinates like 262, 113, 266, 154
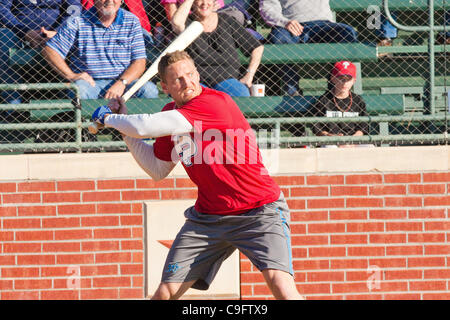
88, 122, 104, 134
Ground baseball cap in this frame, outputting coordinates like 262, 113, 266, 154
332, 61, 357, 79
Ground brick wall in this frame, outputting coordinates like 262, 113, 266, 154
0, 151, 449, 300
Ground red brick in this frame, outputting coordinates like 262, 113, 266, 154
3, 243, 41, 253
385, 293, 421, 300
409, 184, 446, 194
424, 269, 450, 279
309, 246, 346, 257
409, 281, 447, 291
54, 229, 92, 240
80, 265, 118, 276
15, 279, 52, 290
120, 264, 143, 275
272, 175, 305, 186
331, 186, 367, 196
330, 259, 368, 269
253, 284, 272, 296
18, 181, 55, 192
293, 259, 330, 270
121, 240, 143, 250
408, 233, 445, 243
423, 293, 450, 300
306, 175, 344, 185
291, 210, 327, 221
347, 222, 384, 232
286, 199, 306, 210
424, 196, 450, 207
346, 198, 383, 208
0, 280, 13, 290
137, 178, 175, 188
131, 227, 143, 239
291, 186, 328, 197
425, 245, 450, 255
332, 282, 369, 294
0, 182, 16, 192
307, 198, 345, 209
385, 197, 422, 207
348, 246, 385, 257
346, 271, 371, 281
95, 252, 131, 263
42, 217, 80, 228
119, 288, 143, 299
331, 234, 368, 245
3, 193, 41, 204
291, 223, 306, 234
93, 276, 131, 288
0, 256, 15, 265
81, 216, 119, 227
386, 245, 423, 256
42, 192, 80, 203
345, 174, 382, 185
94, 228, 131, 239
408, 208, 446, 219
370, 233, 406, 244
1, 267, 39, 278
81, 289, 119, 300
81, 240, 120, 252
82, 191, 121, 202
15, 230, 53, 241
292, 247, 307, 258
369, 185, 406, 195
18, 205, 56, 216
385, 270, 422, 280
0, 206, 17, 217
307, 271, 345, 282
369, 209, 407, 220
408, 257, 446, 268
3, 218, 41, 229
57, 254, 95, 264
386, 221, 423, 232
43, 242, 81, 252
330, 210, 367, 220
308, 222, 346, 233
122, 190, 160, 201
58, 204, 95, 215
1, 291, 39, 300
297, 283, 330, 295
425, 220, 450, 231
41, 290, 80, 300
160, 189, 197, 200
0, 231, 14, 241
291, 235, 328, 246
378, 281, 408, 292
98, 179, 135, 190
423, 172, 450, 183
97, 203, 132, 214
345, 294, 383, 300
384, 173, 421, 183
120, 215, 143, 226
41, 266, 76, 277
57, 180, 95, 191
369, 258, 406, 268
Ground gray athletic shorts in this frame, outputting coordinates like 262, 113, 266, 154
160, 193, 294, 290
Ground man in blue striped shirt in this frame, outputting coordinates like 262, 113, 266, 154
43, 0, 158, 99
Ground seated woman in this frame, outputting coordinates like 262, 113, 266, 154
311, 61, 372, 148
171, 0, 264, 96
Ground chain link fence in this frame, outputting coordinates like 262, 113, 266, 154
0, 0, 448, 153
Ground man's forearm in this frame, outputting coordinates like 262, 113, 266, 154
118, 58, 146, 83
247, 45, 264, 74
42, 46, 76, 80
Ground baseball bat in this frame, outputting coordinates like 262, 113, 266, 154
88, 21, 204, 134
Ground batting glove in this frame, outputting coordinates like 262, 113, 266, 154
92, 105, 112, 124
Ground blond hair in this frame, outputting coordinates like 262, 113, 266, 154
158, 50, 195, 82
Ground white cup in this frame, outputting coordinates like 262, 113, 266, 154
251, 84, 265, 97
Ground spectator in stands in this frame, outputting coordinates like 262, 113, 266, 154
43, 0, 159, 100
437, 11, 450, 44
162, 0, 223, 22
82, 0, 155, 47
311, 61, 369, 148
259, 0, 358, 96
0, 0, 82, 48
0, 0, 82, 105
170, 0, 264, 96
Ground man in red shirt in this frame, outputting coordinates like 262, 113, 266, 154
92, 50, 303, 300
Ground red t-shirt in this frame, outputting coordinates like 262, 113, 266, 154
153, 88, 280, 215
